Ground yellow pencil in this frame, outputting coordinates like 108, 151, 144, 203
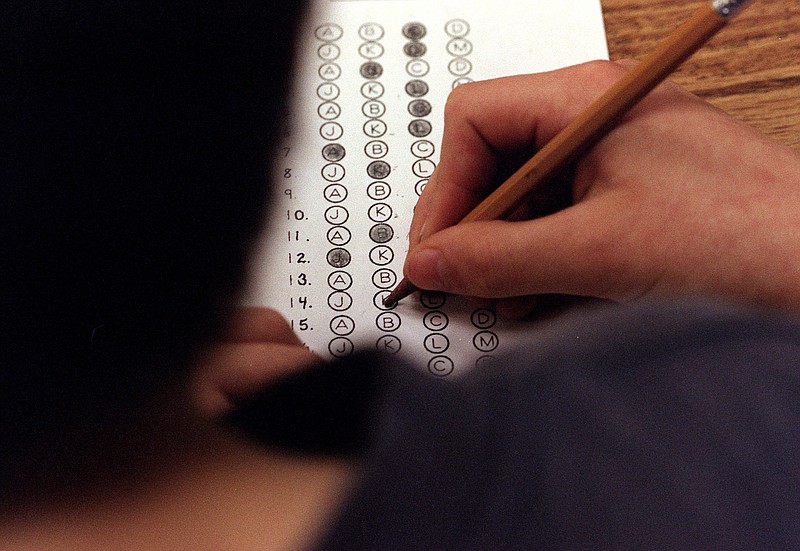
385, 0, 753, 306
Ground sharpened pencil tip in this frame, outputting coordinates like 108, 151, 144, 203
383, 278, 418, 306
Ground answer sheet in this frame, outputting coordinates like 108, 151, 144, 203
245, 0, 608, 376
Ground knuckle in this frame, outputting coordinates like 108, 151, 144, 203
575, 59, 628, 89
442, 81, 478, 122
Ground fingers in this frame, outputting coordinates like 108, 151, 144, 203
194, 341, 321, 415
193, 307, 321, 416
404, 197, 655, 302
408, 60, 630, 246
402, 60, 706, 305
221, 307, 301, 344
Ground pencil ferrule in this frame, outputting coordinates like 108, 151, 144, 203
711, 0, 750, 18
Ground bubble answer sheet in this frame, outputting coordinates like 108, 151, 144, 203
244, 0, 609, 377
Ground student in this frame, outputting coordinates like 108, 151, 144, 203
3, 2, 800, 549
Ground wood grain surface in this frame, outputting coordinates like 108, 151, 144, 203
602, 0, 800, 147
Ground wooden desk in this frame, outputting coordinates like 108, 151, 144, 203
602, 0, 800, 147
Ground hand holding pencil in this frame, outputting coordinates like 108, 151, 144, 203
393, 0, 800, 316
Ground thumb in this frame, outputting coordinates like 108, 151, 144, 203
404, 200, 647, 301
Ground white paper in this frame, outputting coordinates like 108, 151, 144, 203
245, 0, 608, 376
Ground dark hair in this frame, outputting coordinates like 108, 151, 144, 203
1, 2, 305, 490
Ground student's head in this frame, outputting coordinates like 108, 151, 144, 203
1, 2, 306, 494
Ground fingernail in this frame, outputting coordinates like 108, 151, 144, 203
408, 248, 445, 290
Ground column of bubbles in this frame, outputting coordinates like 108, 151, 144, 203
471, 308, 499, 368
445, 19, 473, 89
419, 292, 454, 377
401, 21, 452, 375
357, 23, 400, 354
316, 23, 354, 360
445, 18, 499, 367
403, 21, 435, 201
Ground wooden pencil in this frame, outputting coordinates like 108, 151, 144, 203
384, 0, 752, 306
